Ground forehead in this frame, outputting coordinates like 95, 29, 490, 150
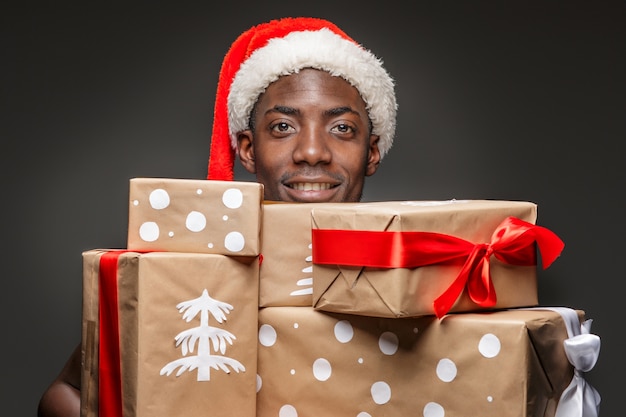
259, 68, 367, 110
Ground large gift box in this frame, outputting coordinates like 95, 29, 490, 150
81, 250, 259, 417
256, 306, 599, 417
127, 178, 263, 256
260, 202, 359, 307
311, 200, 565, 318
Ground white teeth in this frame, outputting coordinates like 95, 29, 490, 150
292, 183, 332, 191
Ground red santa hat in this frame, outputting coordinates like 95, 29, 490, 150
207, 16, 397, 180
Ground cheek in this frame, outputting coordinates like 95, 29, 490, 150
339, 149, 370, 176
256, 142, 290, 164
256, 148, 285, 173
253, 147, 287, 180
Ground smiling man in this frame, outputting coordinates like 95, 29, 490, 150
38, 16, 397, 417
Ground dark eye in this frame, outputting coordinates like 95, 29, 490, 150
271, 122, 295, 134
331, 123, 355, 135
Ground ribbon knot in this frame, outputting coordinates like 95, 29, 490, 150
433, 216, 564, 317
564, 333, 601, 372
483, 243, 494, 259
446, 242, 496, 316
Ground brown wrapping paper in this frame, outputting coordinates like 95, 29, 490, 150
260, 202, 360, 307
256, 306, 579, 417
81, 250, 259, 417
127, 178, 263, 256
311, 199, 540, 317
81, 252, 100, 417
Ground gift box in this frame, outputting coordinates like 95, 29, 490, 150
81, 250, 259, 417
127, 178, 263, 256
256, 306, 600, 417
311, 200, 565, 318
259, 201, 359, 307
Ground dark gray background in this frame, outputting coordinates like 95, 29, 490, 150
3, 1, 623, 416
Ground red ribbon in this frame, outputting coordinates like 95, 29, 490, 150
98, 251, 122, 417
98, 250, 151, 417
98, 250, 125, 417
312, 216, 564, 318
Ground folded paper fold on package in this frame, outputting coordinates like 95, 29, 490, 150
311, 200, 564, 318
81, 249, 259, 417
127, 178, 263, 256
256, 306, 599, 417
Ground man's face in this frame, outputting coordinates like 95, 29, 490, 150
237, 69, 381, 203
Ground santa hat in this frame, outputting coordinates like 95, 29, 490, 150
207, 16, 397, 180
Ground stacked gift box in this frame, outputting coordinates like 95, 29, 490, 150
81, 178, 601, 417
81, 178, 264, 417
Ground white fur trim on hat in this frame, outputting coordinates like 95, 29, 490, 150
228, 28, 397, 158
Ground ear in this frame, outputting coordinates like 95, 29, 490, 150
365, 134, 381, 176
237, 130, 257, 174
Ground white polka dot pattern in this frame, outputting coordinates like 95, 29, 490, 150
256, 307, 579, 417
127, 178, 263, 256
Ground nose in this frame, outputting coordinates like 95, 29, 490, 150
292, 125, 332, 166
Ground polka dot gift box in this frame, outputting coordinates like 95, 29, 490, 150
256, 306, 598, 417
127, 178, 263, 256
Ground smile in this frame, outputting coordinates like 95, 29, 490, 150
290, 183, 334, 191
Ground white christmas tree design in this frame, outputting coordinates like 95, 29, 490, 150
290, 242, 314, 297
160, 289, 245, 381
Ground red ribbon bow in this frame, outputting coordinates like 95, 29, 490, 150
312, 216, 564, 318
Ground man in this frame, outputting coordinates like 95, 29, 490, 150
38, 16, 396, 417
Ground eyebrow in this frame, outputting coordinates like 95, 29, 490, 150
267, 105, 299, 116
326, 106, 361, 118
267, 105, 361, 118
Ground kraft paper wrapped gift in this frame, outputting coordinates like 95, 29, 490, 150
311, 200, 565, 318
256, 306, 600, 417
81, 250, 259, 417
127, 178, 263, 256
260, 202, 360, 307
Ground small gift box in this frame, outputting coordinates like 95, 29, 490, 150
127, 178, 263, 256
311, 200, 564, 318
